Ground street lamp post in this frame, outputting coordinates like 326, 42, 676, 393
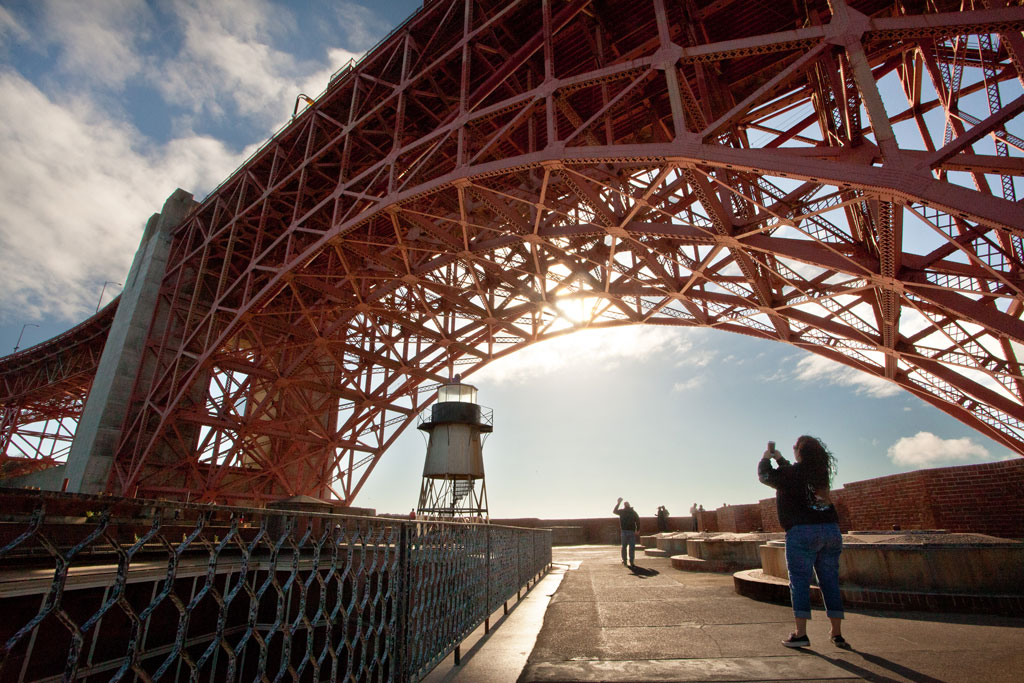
96, 281, 123, 312
13, 323, 39, 353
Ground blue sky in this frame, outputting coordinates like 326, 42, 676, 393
0, 0, 1017, 518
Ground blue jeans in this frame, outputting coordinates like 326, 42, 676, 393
785, 523, 844, 619
620, 530, 636, 564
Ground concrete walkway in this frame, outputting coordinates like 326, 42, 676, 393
521, 546, 1024, 682
423, 545, 1024, 682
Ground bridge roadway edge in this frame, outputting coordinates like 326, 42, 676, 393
447, 545, 1024, 683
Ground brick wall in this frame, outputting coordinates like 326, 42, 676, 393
831, 471, 936, 532
697, 509, 718, 532
715, 503, 762, 532
493, 515, 696, 543
755, 458, 1024, 538
870, 459, 1024, 538
759, 499, 779, 531
493, 517, 621, 544
496, 460, 1024, 542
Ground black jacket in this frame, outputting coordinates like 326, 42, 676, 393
758, 457, 839, 530
613, 505, 640, 531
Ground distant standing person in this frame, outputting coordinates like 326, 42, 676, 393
758, 436, 848, 649
613, 498, 640, 567
656, 505, 670, 532
689, 502, 698, 531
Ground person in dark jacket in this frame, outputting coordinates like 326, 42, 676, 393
613, 498, 640, 567
656, 505, 670, 532
758, 436, 848, 649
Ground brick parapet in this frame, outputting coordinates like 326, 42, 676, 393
492, 515, 696, 544
752, 459, 1024, 537
497, 459, 1024, 541
715, 503, 762, 532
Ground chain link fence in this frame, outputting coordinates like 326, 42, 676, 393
0, 493, 551, 682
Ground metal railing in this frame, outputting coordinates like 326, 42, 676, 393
0, 492, 551, 682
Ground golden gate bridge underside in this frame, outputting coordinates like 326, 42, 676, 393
2, 0, 1024, 506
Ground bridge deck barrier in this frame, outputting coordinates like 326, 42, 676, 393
0, 492, 551, 682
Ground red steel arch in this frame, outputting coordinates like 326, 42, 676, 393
0, 304, 117, 477
5, 0, 1024, 505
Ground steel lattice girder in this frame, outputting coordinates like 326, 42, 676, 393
0, 304, 116, 476
4, 0, 1024, 505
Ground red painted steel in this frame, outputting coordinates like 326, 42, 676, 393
3, 0, 1024, 505
0, 304, 116, 477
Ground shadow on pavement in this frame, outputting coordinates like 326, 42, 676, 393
629, 565, 659, 578
857, 608, 1024, 627
805, 647, 945, 683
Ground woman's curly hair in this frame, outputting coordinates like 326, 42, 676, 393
795, 435, 837, 489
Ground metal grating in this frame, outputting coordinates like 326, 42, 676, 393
0, 493, 551, 682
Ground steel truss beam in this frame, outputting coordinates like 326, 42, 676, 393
3, 0, 1024, 506
0, 304, 116, 478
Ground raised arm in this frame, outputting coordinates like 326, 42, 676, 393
758, 447, 792, 488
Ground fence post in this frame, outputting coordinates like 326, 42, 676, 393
484, 524, 491, 634
396, 522, 410, 682
517, 533, 523, 600
532, 530, 537, 581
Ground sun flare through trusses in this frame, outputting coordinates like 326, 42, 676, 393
2, 0, 1024, 505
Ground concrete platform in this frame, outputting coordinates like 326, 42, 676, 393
517, 546, 1024, 683
418, 546, 1024, 682
669, 553, 738, 573
735, 567, 1024, 617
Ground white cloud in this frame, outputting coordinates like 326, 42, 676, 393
0, 0, 377, 326
793, 353, 900, 398
887, 431, 991, 467
0, 6, 30, 45
156, 0, 292, 123
155, 0, 360, 130
299, 47, 364, 100
474, 325, 694, 384
0, 70, 246, 323
43, 0, 151, 89
675, 348, 717, 368
672, 376, 704, 392
334, 2, 394, 51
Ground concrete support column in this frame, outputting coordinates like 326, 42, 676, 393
63, 189, 197, 494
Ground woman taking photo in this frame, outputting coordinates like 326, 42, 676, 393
758, 436, 848, 649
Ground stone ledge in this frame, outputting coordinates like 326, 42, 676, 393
670, 554, 743, 573
733, 569, 1024, 616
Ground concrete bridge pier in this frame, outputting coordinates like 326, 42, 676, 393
62, 189, 197, 494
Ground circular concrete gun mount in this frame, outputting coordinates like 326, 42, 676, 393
640, 531, 692, 556
643, 531, 785, 573
736, 531, 1024, 617
643, 531, 729, 556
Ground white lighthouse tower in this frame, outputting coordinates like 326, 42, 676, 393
415, 378, 493, 521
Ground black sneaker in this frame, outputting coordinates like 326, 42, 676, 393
782, 633, 810, 648
830, 635, 849, 648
